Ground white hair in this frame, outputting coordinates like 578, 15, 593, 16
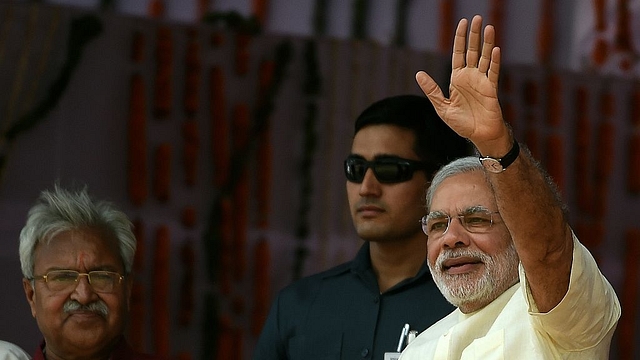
19, 185, 136, 279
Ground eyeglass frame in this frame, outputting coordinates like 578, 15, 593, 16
420, 208, 501, 238
344, 155, 436, 184
31, 270, 125, 293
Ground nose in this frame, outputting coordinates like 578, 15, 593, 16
358, 168, 381, 197
440, 217, 470, 249
70, 274, 99, 304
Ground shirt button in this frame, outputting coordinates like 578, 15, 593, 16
360, 348, 369, 357
373, 295, 379, 303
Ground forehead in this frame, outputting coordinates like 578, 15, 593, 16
351, 124, 417, 159
430, 171, 496, 212
34, 228, 122, 271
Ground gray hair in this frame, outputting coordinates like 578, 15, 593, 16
426, 156, 486, 210
19, 185, 136, 279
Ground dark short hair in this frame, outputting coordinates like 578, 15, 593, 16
354, 95, 471, 176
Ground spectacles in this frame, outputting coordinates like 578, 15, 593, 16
421, 210, 500, 238
32, 270, 124, 293
344, 156, 432, 184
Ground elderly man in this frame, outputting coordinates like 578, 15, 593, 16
19, 186, 162, 360
400, 15, 620, 359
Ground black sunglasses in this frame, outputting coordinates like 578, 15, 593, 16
344, 156, 430, 184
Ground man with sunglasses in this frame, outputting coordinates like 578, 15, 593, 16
19, 185, 162, 359
400, 15, 620, 359
254, 94, 470, 360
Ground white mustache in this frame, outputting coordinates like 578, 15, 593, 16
63, 300, 109, 317
435, 248, 489, 270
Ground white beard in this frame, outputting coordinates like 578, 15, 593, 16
428, 243, 519, 310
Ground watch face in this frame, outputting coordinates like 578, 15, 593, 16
481, 158, 504, 173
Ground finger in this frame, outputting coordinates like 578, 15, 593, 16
478, 24, 495, 74
465, 15, 483, 68
488, 47, 501, 86
416, 71, 448, 117
452, 18, 469, 70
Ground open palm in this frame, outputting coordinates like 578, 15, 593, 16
417, 15, 506, 146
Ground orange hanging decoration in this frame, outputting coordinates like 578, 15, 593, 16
256, 60, 274, 228
593, 90, 615, 218
184, 29, 201, 117
181, 205, 197, 228
131, 31, 145, 64
627, 132, 640, 193
211, 32, 225, 48
232, 103, 250, 152
132, 219, 145, 273
233, 327, 244, 360
178, 239, 196, 327
256, 132, 272, 228
574, 86, 593, 213
614, 0, 632, 52
545, 73, 562, 127
128, 74, 148, 207
129, 218, 145, 351
219, 196, 234, 295
522, 79, 539, 158
154, 26, 173, 118
600, 90, 615, 118
617, 228, 640, 359
235, 33, 251, 76
210, 66, 229, 187
215, 317, 235, 360
232, 104, 250, 281
631, 85, 640, 126
536, 0, 554, 65
251, 237, 271, 336
594, 0, 607, 31
438, 0, 455, 54
129, 281, 146, 352
232, 173, 248, 282
595, 121, 615, 180
592, 0, 608, 66
523, 79, 538, 107
574, 221, 601, 265
182, 119, 199, 187
148, 0, 165, 18
153, 143, 172, 202
489, 0, 504, 47
197, 0, 211, 22
152, 225, 171, 355
252, 0, 269, 27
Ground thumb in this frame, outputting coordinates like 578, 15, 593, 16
415, 71, 447, 116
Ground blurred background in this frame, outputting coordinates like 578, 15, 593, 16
0, 0, 639, 359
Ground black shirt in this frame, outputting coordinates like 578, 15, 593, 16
253, 242, 454, 360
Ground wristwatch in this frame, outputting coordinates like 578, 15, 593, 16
479, 140, 520, 173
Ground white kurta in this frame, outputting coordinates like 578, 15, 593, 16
400, 235, 621, 359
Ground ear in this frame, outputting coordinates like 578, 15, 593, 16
23, 278, 37, 318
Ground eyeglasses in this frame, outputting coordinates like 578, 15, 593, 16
32, 270, 124, 293
421, 210, 500, 238
344, 156, 431, 184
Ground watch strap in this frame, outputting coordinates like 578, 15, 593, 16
480, 140, 520, 172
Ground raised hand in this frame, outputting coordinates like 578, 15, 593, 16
416, 15, 508, 155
